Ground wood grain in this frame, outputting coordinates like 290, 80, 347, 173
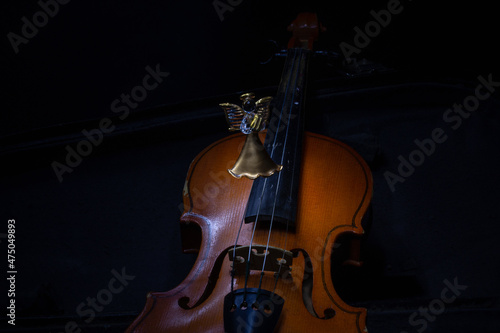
127, 131, 372, 333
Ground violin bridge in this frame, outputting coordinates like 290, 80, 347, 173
228, 245, 293, 279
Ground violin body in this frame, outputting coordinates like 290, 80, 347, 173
126, 130, 372, 333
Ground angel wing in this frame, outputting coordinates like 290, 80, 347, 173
220, 103, 244, 131
255, 96, 273, 124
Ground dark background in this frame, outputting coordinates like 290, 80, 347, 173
1, 0, 499, 332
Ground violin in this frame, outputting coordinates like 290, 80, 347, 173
127, 13, 372, 333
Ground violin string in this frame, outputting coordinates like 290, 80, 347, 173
240, 48, 298, 303
234, 61, 286, 298
272, 49, 305, 293
272, 194, 291, 295
256, 160, 283, 294
241, 176, 268, 301
230, 208, 247, 293
257, 48, 301, 296
271, 214, 290, 296
241, 117, 286, 300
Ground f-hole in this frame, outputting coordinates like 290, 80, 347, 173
178, 246, 232, 310
292, 248, 336, 320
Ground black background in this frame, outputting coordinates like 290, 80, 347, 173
2, 0, 500, 134
1, 0, 500, 332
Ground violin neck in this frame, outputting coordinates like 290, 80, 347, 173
244, 48, 311, 228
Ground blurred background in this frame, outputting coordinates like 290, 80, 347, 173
1, 0, 499, 332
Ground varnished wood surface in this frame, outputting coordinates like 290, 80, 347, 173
127, 131, 372, 333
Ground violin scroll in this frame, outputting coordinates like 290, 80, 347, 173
287, 12, 326, 50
